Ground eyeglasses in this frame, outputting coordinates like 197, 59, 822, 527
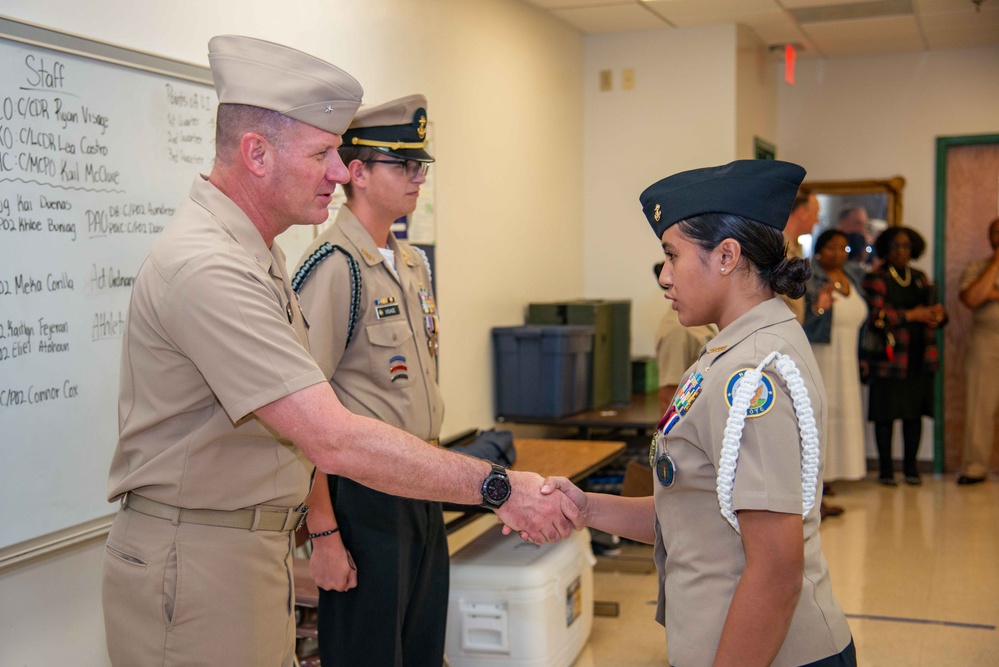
363, 159, 430, 180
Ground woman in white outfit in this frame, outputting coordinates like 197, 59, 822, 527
804, 229, 870, 500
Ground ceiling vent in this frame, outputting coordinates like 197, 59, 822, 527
790, 0, 914, 24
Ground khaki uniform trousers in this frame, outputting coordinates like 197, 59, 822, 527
961, 327, 999, 478
102, 506, 297, 666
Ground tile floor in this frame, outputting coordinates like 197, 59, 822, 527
573, 474, 999, 666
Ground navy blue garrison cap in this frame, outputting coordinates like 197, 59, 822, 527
640, 160, 806, 239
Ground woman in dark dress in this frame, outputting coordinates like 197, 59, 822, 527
862, 227, 946, 486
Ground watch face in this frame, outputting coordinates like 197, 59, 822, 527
484, 476, 510, 504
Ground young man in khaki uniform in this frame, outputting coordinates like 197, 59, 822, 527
294, 95, 448, 666
102, 37, 579, 667
653, 262, 717, 414
957, 216, 999, 485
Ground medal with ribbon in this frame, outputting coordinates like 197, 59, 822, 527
650, 371, 704, 488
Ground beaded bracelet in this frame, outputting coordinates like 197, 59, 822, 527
308, 527, 340, 539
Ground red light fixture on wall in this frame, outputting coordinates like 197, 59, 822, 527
784, 44, 796, 86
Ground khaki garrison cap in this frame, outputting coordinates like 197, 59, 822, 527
208, 35, 363, 136
343, 94, 433, 162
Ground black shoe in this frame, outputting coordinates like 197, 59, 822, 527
904, 475, 922, 486
877, 476, 897, 487
820, 502, 845, 520
957, 475, 986, 486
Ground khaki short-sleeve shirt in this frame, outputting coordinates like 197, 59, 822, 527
652, 298, 851, 666
655, 307, 717, 387
295, 206, 443, 439
961, 258, 999, 329
107, 176, 326, 510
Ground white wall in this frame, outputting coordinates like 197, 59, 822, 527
735, 24, 778, 161
0, 1, 583, 663
582, 25, 739, 359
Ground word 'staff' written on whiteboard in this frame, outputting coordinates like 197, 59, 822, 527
0, 25, 216, 553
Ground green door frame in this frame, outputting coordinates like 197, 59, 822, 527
932, 133, 999, 474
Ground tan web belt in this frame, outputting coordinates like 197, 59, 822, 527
123, 492, 308, 532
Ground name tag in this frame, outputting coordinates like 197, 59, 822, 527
376, 303, 401, 319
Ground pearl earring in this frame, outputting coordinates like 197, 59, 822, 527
721, 268, 726, 273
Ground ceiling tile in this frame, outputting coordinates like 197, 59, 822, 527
914, 0, 989, 13
920, 6, 999, 27
740, 13, 811, 46
642, 0, 782, 27
521, 0, 635, 8
814, 33, 927, 56
924, 23, 999, 48
551, 5, 672, 32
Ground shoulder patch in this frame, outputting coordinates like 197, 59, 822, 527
724, 369, 776, 417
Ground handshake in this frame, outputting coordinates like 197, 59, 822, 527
493, 471, 589, 544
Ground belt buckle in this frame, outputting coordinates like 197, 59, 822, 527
295, 505, 309, 532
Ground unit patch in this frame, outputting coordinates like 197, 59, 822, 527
724, 369, 776, 417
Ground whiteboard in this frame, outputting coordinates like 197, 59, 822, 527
0, 18, 216, 562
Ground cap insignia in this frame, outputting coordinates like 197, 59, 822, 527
653, 203, 661, 222
417, 114, 427, 140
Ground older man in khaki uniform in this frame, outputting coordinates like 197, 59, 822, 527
293, 95, 449, 666
957, 216, 999, 485
102, 37, 579, 667
781, 190, 818, 324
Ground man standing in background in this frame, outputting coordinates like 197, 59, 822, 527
837, 205, 875, 276
782, 189, 820, 323
957, 216, 999, 485
294, 95, 449, 666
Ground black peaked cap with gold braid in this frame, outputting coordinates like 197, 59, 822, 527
342, 94, 433, 162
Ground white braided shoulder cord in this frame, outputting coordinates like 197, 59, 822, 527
716, 351, 820, 534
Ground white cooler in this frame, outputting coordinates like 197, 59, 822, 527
446, 526, 595, 667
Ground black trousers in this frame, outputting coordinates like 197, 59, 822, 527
802, 638, 857, 667
317, 477, 449, 667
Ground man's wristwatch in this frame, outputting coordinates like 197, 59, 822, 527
479, 462, 512, 509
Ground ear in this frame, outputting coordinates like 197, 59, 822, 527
238, 133, 269, 178
716, 238, 742, 274
347, 158, 368, 191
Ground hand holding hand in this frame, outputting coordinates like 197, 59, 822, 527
508, 476, 590, 542
495, 470, 582, 544
309, 534, 357, 592
926, 303, 946, 327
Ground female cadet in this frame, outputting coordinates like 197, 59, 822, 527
538, 161, 855, 666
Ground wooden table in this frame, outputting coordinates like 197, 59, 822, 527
497, 392, 663, 439
443, 437, 626, 553
294, 437, 625, 605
